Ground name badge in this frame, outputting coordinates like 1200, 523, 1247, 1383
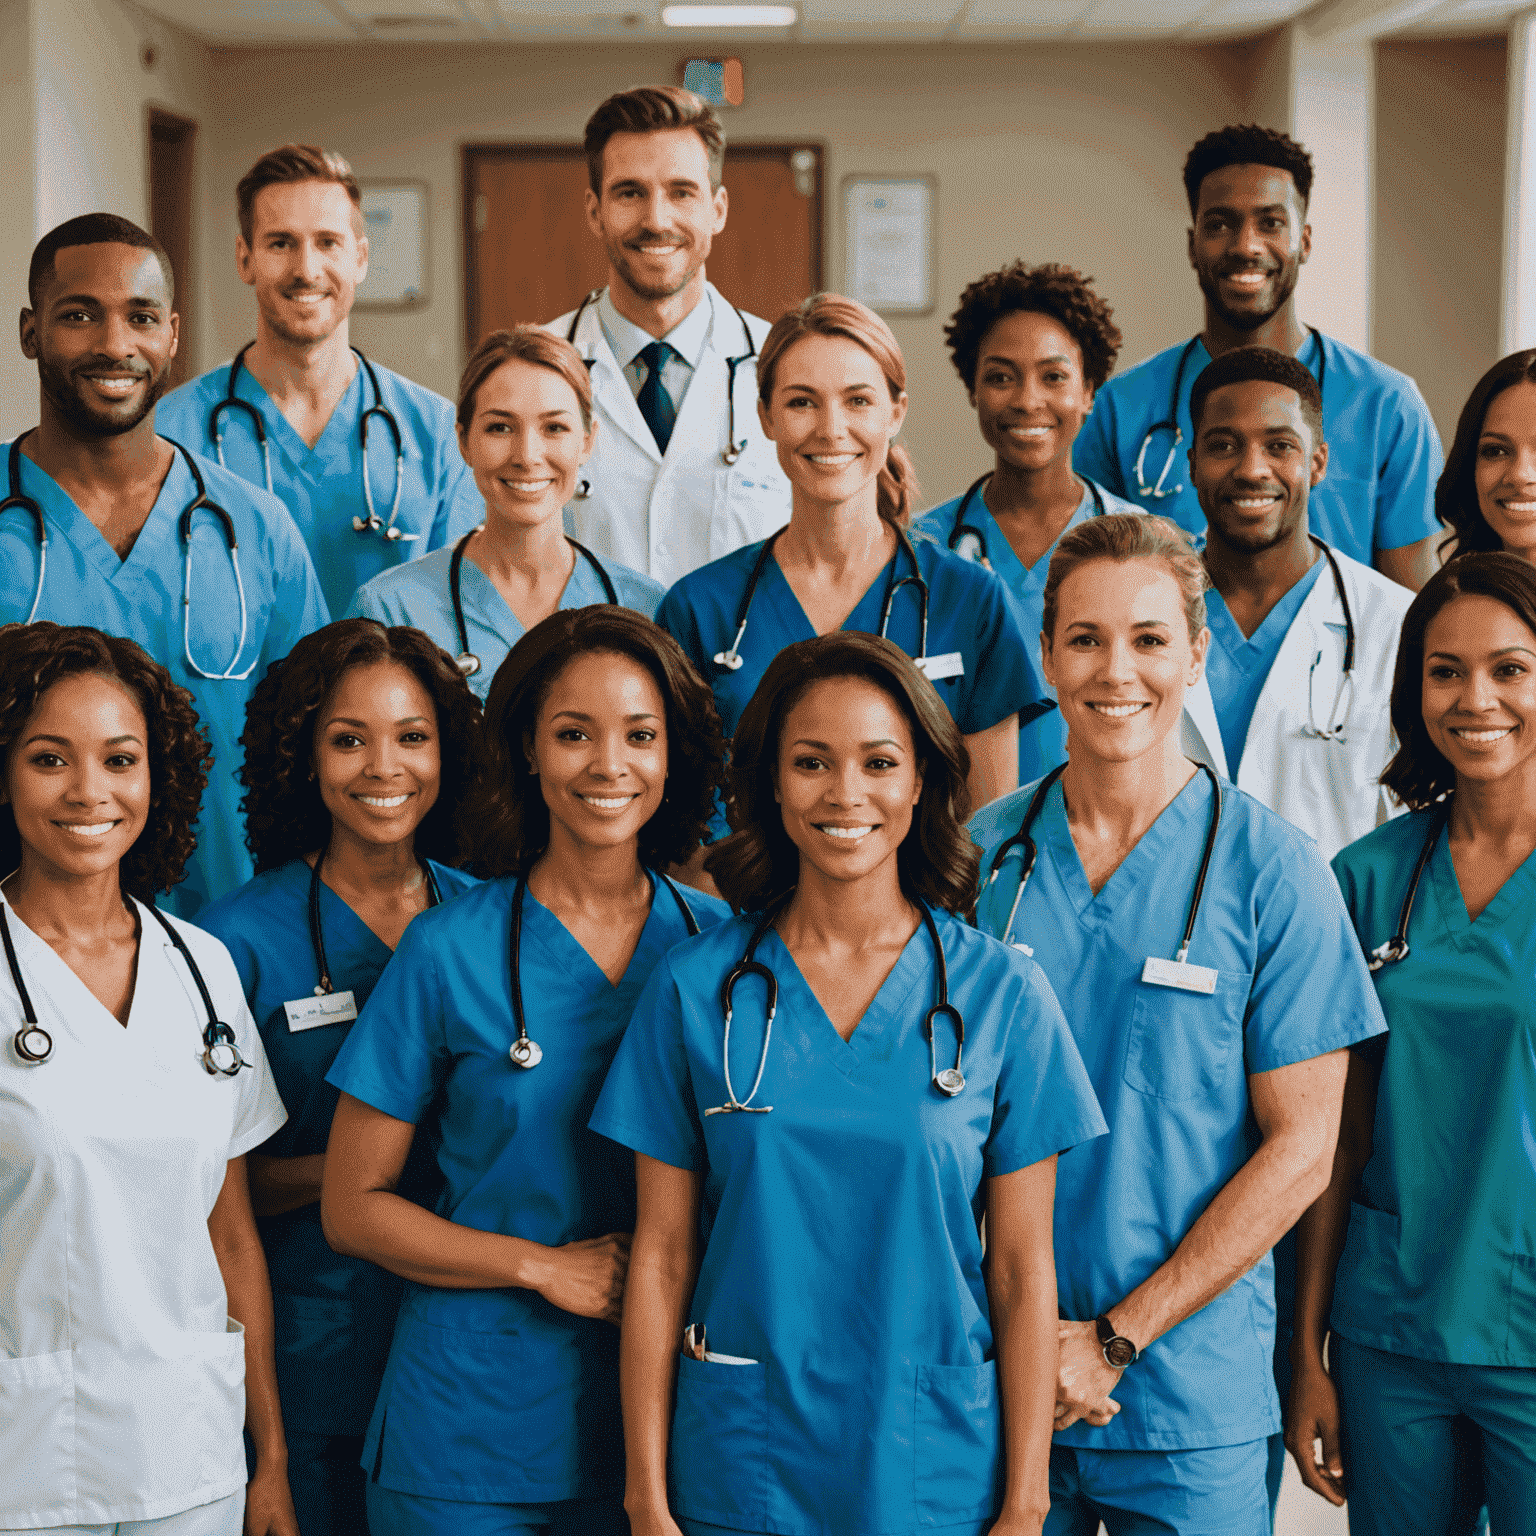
284, 990, 358, 1032
1141, 956, 1217, 995
915, 651, 965, 682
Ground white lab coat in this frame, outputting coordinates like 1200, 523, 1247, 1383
1180, 547, 1413, 860
549, 283, 792, 587
0, 892, 285, 1528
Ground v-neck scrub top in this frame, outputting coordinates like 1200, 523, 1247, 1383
345, 540, 665, 702
590, 909, 1106, 1536
0, 891, 286, 1528
158, 359, 484, 618
196, 857, 479, 1436
0, 442, 330, 918
325, 875, 731, 1503
1330, 814, 1536, 1366
970, 772, 1386, 1450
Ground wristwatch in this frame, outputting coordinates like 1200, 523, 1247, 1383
1095, 1314, 1139, 1369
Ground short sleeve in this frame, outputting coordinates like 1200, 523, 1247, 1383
195, 935, 286, 1157
984, 963, 1106, 1177
1371, 377, 1444, 553
656, 579, 710, 677
955, 568, 1045, 735
325, 920, 448, 1124
1073, 386, 1126, 498
261, 508, 331, 664
590, 956, 706, 1172
344, 582, 388, 624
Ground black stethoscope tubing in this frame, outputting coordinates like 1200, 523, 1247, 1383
448, 527, 619, 678
507, 869, 700, 1068
1303, 536, 1356, 741
947, 472, 1107, 566
1365, 805, 1450, 972
713, 523, 928, 673
307, 852, 442, 997
4, 894, 248, 1074
1, 439, 48, 623
565, 289, 757, 465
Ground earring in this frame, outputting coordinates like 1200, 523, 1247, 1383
575, 479, 592, 500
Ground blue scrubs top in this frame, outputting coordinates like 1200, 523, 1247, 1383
912, 477, 1141, 783
325, 874, 731, 1503
1204, 562, 1323, 777
591, 909, 1106, 1535
346, 540, 664, 701
1073, 332, 1444, 562
196, 856, 478, 1436
971, 772, 1386, 1449
1331, 814, 1536, 1367
0, 441, 329, 918
157, 358, 484, 618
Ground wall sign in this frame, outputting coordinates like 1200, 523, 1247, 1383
356, 181, 429, 310
842, 175, 935, 316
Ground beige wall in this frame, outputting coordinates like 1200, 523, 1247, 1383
1375, 36, 1507, 449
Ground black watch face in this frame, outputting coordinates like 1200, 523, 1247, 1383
1104, 1336, 1137, 1369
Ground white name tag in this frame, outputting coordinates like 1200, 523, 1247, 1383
1011, 940, 1035, 957
284, 990, 359, 1032
915, 651, 965, 682
1141, 956, 1218, 995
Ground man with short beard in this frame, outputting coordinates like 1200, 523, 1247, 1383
1075, 124, 1442, 592
1, 214, 328, 916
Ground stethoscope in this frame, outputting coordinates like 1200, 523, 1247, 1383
210, 342, 409, 540
708, 891, 965, 1115
1134, 329, 1328, 500
507, 869, 699, 1068
1, 434, 256, 682
984, 760, 1222, 965
713, 524, 928, 673
3, 891, 248, 1074
1303, 536, 1356, 741
448, 527, 618, 678
565, 288, 758, 466
1364, 805, 1449, 972
947, 471, 1107, 566
307, 851, 441, 996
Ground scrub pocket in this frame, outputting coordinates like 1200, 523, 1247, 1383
274, 1292, 385, 1436
669, 1352, 768, 1530
0, 1348, 73, 1515
914, 1362, 1002, 1527
1507, 1252, 1536, 1356
1122, 970, 1250, 1103
1331, 1202, 1400, 1336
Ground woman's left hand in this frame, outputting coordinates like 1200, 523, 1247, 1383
987, 1511, 1047, 1535
244, 1460, 299, 1536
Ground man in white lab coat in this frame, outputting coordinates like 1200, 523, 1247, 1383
546, 85, 791, 587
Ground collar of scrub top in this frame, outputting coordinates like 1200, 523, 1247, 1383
709, 889, 966, 1116
564, 286, 758, 466
1134, 328, 1328, 500
2, 886, 247, 1073
447, 526, 619, 678
307, 850, 443, 997
506, 866, 701, 1069
210, 341, 408, 540
1, 436, 49, 622
984, 759, 1223, 966
1365, 801, 1452, 972
713, 523, 928, 673
947, 471, 1108, 566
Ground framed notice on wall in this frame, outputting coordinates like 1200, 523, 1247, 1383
356, 181, 429, 309
842, 175, 935, 315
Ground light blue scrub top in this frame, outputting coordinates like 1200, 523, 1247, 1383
912, 476, 1140, 783
326, 874, 731, 1503
1331, 813, 1536, 1367
0, 441, 329, 918
1074, 331, 1444, 562
197, 857, 479, 1435
591, 909, 1106, 1535
346, 540, 664, 701
971, 772, 1386, 1449
1203, 562, 1323, 777
157, 358, 484, 618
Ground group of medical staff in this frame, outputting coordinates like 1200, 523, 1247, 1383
1, 75, 1534, 1536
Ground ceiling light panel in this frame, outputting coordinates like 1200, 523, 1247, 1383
954, 0, 1097, 37
1073, 0, 1210, 30
135, 0, 355, 39
799, 0, 960, 38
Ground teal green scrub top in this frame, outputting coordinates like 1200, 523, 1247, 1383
1331, 812, 1536, 1367
590, 909, 1106, 1535
326, 874, 731, 1503
197, 857, 479, 1436
0, 441, 330, 918
971, 771, 1386, 1450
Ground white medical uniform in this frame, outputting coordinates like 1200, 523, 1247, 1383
1181, 546, 1412, 860
547, 285, 791, 587
0, 891, 285, 1530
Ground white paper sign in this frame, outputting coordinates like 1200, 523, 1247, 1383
844, 177, 934, 314
356, 183, 427, 308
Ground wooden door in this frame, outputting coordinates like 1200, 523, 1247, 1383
148, 108, 196, 387
463, 143, 822, 351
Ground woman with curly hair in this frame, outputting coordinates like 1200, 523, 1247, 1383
322, 608, 730, 1536
0, 623, 294, 1535
193, 618, 483, 1536
592, 632, 1103, 1536
914, 260, 1139, 783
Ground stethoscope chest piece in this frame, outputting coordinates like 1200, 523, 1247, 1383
202, 1025, 245, 1077
456, 652, 481, 679
934, 1066, 966, 1097
14, 1023, 52, 1064
510, 1036, 543, 1069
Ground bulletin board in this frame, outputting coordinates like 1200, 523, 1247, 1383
841, 175, 936, 316
355, 181, 429, 309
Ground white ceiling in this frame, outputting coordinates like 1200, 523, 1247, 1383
133, 0, 1528, 44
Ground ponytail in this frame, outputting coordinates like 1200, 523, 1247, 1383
878, 441, 918, 527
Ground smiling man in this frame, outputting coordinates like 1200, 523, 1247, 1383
1075, 125, 1442, 589
546, 86, 790, 586
158, 145, 482, 615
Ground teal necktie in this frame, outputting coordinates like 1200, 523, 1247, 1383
636, 341, 677, 454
